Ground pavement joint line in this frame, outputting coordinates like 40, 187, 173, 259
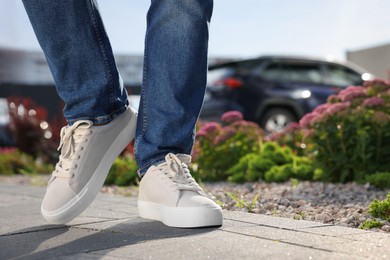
0, 225, 67, 237
222, 218, 374, 242
0, 219, 119, 237
78, 214, 133, 220
219, 229, 339, 254
223, 217, 336, 234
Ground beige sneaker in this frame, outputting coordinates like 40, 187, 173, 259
138, 153, 223, 228
41, 107, 137, 224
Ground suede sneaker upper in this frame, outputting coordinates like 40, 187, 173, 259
138, 153, 223, 228
41, 107, 137, 224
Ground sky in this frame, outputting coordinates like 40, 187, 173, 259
1, 0, 390, 61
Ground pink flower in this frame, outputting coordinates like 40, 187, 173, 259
0, 147, 17, 154
284, 122, 300, 134
338, 86, 366, 102
213, 126, 236, 145
313, 103, 331, 114
195, 129, 208, 138
265, 131, 284, 142
327, 94, 340, 103
299, 112, 320, 128
199, 122, 221, 134
221, 111, 243, 123
363, 79, 389, 88
362, 97, 385, 107
326, 102, 351, 115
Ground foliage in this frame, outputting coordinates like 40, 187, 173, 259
0, 148, 54, 175
365, 172, 390, 189
360, 219, 384, 230
368, 193, 390, 222
227, 142, 316, 183
271, 79, 390, 183
7, 97, 59, 163
227, 192, 258, 212
192, 111, 264, 181
105, 154, 139, 186
266, 122, 308, 156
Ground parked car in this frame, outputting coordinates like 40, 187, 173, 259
200, 55, 374, 133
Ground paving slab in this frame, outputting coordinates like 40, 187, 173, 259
0, 182, 389, 260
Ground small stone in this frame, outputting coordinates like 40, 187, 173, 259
315, 213, 332, 223
359, 217, 366, 222
245, 183, 254, 192
340, 218, 351, 224
382, 225, 390, 232
279, 198, 291, 207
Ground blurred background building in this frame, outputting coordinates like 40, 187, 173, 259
347, 43, 390, 80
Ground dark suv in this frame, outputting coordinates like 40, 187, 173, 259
200, 56, 373, 133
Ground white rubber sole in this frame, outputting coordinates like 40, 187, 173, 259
41, 110, 137, 224
138, 200, 223, 228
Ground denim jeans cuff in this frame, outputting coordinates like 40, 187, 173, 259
66, 105, 128, 125
137, 155, 168, 178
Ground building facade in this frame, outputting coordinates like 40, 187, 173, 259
347, 43, 390, 80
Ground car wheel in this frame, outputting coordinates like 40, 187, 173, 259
259, 108, 297, 134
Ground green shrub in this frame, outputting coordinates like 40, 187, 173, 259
105, 154, 138, 186
361, 219, 384, 230
266, 122, 309, 156
247, 158, 275, 181
292, 157, 314, 180
368, 193, 390, 222
365, 172, 390, 189
227, 142, 315, 183
193, 111, 263, 181
272, 80, 390, 183
0, 149, 54, 175
265, 164, 292, 183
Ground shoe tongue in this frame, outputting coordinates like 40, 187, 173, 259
73, 120, 93, 129
176, 154, 191, 164
164, 153, 191, 178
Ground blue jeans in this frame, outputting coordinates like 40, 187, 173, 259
22, 0, 213, 174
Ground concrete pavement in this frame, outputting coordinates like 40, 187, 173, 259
0, 182, 389, 260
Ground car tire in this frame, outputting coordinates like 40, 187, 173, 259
259, 108, 297, 134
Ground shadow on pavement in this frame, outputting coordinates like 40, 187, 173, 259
0, 218, 219, 260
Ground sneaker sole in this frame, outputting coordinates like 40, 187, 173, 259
41, 109, 137, 224
138, 200, 223, 228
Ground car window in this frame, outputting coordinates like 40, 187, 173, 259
325, 64, 362, 86
260, 62, 282, 80
282, 62, 322, 84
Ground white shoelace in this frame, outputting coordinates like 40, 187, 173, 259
161, 153, 203, 193
51, 120, 93, 180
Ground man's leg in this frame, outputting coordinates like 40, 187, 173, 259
22, 0, 137, 224
135, 0, 222, 228
135, 0, 213, 172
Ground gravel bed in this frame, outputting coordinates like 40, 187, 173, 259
1, 175, 389, 232
203, 181, 390, 233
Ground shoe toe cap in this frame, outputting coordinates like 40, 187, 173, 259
41, 179, 77, 212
